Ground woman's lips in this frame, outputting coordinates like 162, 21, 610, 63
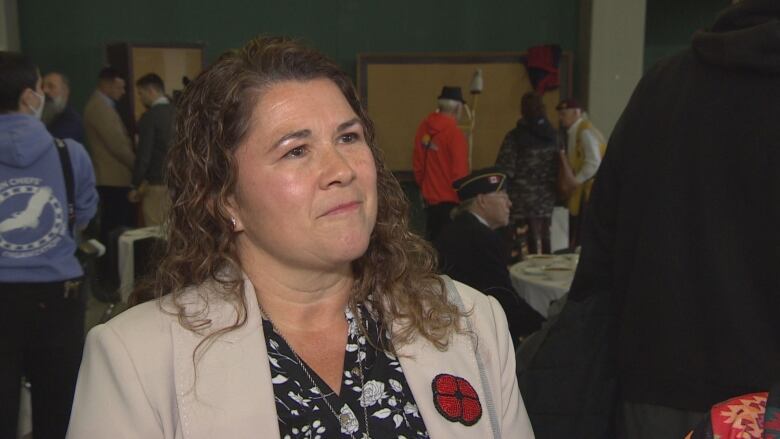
320, 201, 361, 217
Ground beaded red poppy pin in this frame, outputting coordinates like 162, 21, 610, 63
431, 373, 482, 426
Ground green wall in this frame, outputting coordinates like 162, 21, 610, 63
644, 0, 728, 70
18, 0, 580, 113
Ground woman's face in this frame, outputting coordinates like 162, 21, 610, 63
229, 78, 378, 273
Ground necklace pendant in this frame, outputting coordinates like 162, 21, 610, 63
339, 412, 352, 428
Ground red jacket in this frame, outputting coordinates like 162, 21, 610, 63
412, 112, 469, 205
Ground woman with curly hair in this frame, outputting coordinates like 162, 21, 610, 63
66, 36, 534, 439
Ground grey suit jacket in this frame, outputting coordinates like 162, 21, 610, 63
83, 91, 135, 187
66, 277, 534, 439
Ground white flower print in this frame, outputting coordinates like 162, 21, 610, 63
339, 404, 359, 434
389, 379, 403, 393
359, 380, 386, 407
267, 304, 430, 438
404, 402, 420, 417
288, 391, 310, 408
372, 408, 392, 419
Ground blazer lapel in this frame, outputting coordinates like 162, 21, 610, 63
397, 329, 495, 438
171, 279, 280, 439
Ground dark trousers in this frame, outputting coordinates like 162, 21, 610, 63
96, 186, 134, 246
97, 186, 134, 288
425, 202, 457, 242
568, 196, 591, 251
0, 281, 85, 439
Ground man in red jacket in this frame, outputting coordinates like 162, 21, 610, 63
413, 86, 469, 241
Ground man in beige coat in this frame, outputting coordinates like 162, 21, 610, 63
83, 67, 135, 257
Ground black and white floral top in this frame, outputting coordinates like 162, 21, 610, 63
263, 304, 430, 439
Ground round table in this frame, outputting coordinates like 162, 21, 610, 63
509, 256, 576, 318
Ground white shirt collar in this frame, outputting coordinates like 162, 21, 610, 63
469, 211, 490, 227
566, 116, 584, 137
152, 95, 170, 106
97, 90, 115, 108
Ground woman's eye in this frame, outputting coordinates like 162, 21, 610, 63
284, 146, 306, 158
339, 132, 360, 143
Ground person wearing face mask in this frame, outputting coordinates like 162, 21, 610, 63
0, 52, 98, 439
41, 71, 85, 144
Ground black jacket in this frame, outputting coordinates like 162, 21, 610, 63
571, 0, 780, 411
132, 102, 174, 187
48, 105, 85, 145
435, 212, 544, 340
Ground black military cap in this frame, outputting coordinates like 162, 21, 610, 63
453, 167, 508, 201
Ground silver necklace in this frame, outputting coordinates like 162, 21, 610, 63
260, 304, 371, 439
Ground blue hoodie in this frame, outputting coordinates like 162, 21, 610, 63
0, 114, 98, 282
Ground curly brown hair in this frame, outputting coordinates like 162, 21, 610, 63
132, 36, 462, 354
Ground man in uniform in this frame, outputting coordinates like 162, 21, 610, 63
436, 167, 545, 344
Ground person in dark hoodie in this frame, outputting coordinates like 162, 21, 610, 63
564, 0, 780, 437
495, 92, 559, 255
0, 52, 98, 439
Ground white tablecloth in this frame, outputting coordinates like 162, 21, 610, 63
118, 226, 164, 302
550, 206, 569, 253
509, 257, 574, 317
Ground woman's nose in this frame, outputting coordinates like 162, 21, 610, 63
320, 145, 356, 188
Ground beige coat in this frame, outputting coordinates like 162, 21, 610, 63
83, 91, 135, 187
66, 277, 535, 439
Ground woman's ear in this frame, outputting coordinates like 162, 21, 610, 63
224, 195, 244, 232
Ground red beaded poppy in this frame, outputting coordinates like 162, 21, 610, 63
431, 373, 482, 426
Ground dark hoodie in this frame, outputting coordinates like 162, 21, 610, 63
693, 0, 780, 74
495, 117, 558, 219
0, 114, 98, 282
566, 0, 780, 412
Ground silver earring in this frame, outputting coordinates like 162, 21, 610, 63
230, 217, 237, 231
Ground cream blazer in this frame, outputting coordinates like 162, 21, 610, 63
66, 278, 535, 439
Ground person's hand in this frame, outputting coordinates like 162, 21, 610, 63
128, 189, 141, 203
560, 176, 580, 199
558, 151, 580, 198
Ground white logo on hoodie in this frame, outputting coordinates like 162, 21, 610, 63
0, 178, 65, 258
